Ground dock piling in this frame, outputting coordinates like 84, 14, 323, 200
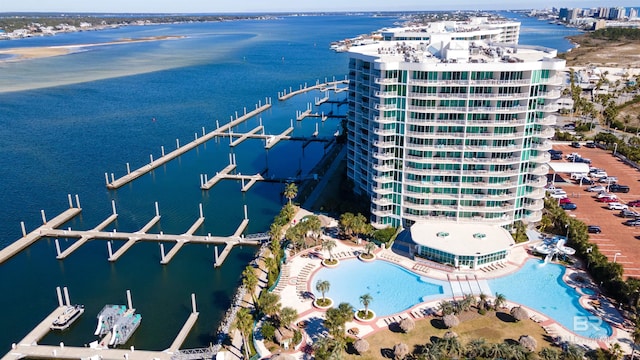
68, 194, 73, 208
244, 107, 247, 115
199, 203, 203, 218
104, 172, 110, 186
244, 205, 248, 220
20, 221, 26, 237
56, 286, 63, 307
155, 202, 160, 217
161, 146, 165, 157
191, 293, 197, 313
150, 154, 154, 163
214, 246, 219, 264
235, 111, 238, 119
126, 289, 133, 310
216, 120, 220, 129
75, 194, 81, 209
63, 287, 70, 306
41, 210, 47, 224
107, 241, 113, 258
126, 162, 131, 175
202, 127, 206, 136
160, 243, 166, 262
111, 173, 115, 183
111, 200, 117, 215
194, 132, 198, 141
176, 138, 180, 149
55, 239, 61, 257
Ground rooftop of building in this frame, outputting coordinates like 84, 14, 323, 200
381, 17, 519, 36
409, 222, 515, 256
349, 39, 561, 66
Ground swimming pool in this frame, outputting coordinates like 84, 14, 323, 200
311, 259, 448, 317
488, 259, 612, 339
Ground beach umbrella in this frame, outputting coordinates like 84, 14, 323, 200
443, 314, 460, 328
399, 317, 415, 333
510, 306, 529, 322
443, 331, 458, 339
519, 335, 538, 351
393, 343, 409, 360
353, 339, 370, 354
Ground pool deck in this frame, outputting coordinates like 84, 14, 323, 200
254, 209, 634, 359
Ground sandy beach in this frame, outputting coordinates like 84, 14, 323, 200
0, 35, 184, 62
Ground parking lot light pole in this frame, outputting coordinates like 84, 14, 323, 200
614, 252, 621, 263
613, 143, 618, 156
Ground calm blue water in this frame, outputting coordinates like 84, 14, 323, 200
497, 11, 582, 52
311, 259, 447, 317
0, 12, 582, 352
0, 14, 397, 352
489, 259, 612, 340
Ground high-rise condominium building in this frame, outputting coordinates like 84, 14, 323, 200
346, 18, 565, 231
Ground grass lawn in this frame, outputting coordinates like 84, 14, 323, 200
343, 310, 552, 359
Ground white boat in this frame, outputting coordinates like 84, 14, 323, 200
51, 304, 84, 330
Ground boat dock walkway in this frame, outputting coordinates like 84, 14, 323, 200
0, 195, 83, 265
106, 100, 272, 190
167, 312, 199, 352
277, 79, 348, 101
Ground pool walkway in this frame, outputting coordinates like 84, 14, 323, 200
254, 211, 634, 359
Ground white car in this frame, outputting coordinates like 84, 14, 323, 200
596, 192, 617, 199
608, 202, 628, 210
587, 185, 606, 192
599, 176, 618, 184
550, 191, 567, 199
590, 171, 608, 179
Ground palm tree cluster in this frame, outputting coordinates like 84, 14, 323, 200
405, 336, 585, 360
284, 215, 322, 254
313, 302, 354, 359
437, 293, 481, 316
339, 212, 371, 241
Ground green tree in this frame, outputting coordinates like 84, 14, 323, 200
359, 293, 373, 317
234, 308, 254, 360
316, 279, 330, 302
241, 265, 258, 304
283, 182, 298, 205
494, 293, 506, 310
257, 291, 281, 317
322, 239, 337, 261
364, 241, 377, 256
279, 306, 298, 329
339, 212, 356, 238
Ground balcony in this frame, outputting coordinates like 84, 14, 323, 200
373, 186, 394, 195
529, 164, 549, 176
371, 208, 394, 217
538, 89, 561, 99
375, 103, 398, 111
526, 188, 545, 198
373, 175, 395, 184
374, 77, 399, 85
531, 141, 552, 151
464, 157, 521, 165
374, 116, 396, 124
406, 130, 465, 139
375, 90, 398, 98
529, 152, 551, 163
539, 104, 559, 112
373, 140, 396, 148
523, 200, 544, 211
534, 115, 556, 126
458, 204, 513, 212
373, 152, 395, 161
526, 176, 547, 187
539, 75, 563, 86
524, 211, 543, 222
372, 163, 395, 172
373, 128, 396, 136
372, 197, 394, 206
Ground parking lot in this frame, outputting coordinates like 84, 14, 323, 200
549, 143, 640, 278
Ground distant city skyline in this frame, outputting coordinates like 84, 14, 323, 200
2, 0, 639, 14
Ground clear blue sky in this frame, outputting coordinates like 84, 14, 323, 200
2, 1, 638, 13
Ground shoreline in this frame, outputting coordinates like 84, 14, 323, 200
0, 35, 185, 61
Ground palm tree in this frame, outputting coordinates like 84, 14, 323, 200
258, 291, 281, 317
283, 182, 297, 205
440, 335, 462, 358
269, 222, 283, 242
364, 241, 376, 256
322, 239, 337, 261
316, 280, 330, 302
303, 215, 322, 243
477, 293, 488, 312
234, 307, 254, 360
241, 265, 258, 304
465, 338, 488, 359
539, 347, 561, 360
437, 300, 454, 316
279, 306, 298, 329
359, 293, 373, 317
339, 212, 356, 238
494, 293, 506, 310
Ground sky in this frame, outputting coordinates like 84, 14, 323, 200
1, 0, 638, 13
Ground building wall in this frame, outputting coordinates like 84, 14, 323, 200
347, 45, 564, 229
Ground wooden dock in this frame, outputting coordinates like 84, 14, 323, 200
106, 101, 272, 190
57, 213, 118, 260
0, 207, 81, 265
278, 79, 348, 101
229, 125, 264, 147
265, 127, 294, 149
167, 312, 199, 352
200, 163, 237, 190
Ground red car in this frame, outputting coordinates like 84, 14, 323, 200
599, 196, 618, 203
559, 197, 572, 204
628, 200, 640, 207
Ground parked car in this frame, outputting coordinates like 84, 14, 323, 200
598, 176, 618, 184
575, 157, 591, 164
587, 225, 602, 234
628, 200, 640, 207
598, 196, 619, 203
550, 153, 562, 160
561, 203, 577, 210
577, 178, 594, 185
623, 219, 640, 226
620, 209, 640, 218
550, 191, 568, 199
587, 185, 606, 192
548, 149, 563, 155
590, 171, 608, 179
585, 142, 596, 148
559, 197, 572, 204
608, 202, 628, 210
609, 184, 630, 193
596, 192, 616, 199
570, 141, 581, 148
